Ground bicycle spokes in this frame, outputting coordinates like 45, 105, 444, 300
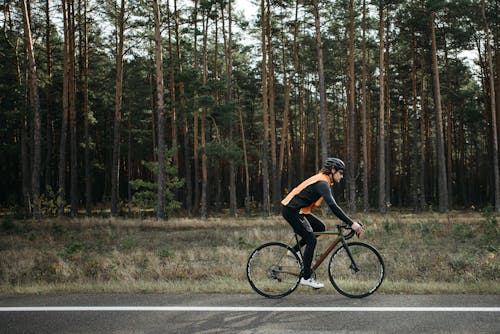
328, 242, 385, 298
246, 242, 302, 299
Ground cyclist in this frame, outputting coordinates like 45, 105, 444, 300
281, 157, 363, 289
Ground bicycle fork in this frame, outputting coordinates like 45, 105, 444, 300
340, 239, 360, 273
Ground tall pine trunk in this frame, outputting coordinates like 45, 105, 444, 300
347, 0, 356, 212
45, 0, 54, 192
58, 0, 70, 217
82, 0, 92, 215
221, 1, 237, 216
153, 0, 167, 220
361, 0, 369, 211
261, 0, 270, 215
312, 0, 328, 162
193, 0, 200, 215
167, 0, 177, 167
200, 10, 209, 219
111, 0, 125, 216
429, 11, 448, 213
265, 0, 279, 213
174, 0, 192, 215
481, 0, 500, 210
21, 0, 41, 220
378, 3, 386, 213
68, 0, 78, 216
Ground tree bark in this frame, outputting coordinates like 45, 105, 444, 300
265, 0, 279, 213
68, 0, 78, 216
261, 0, 270, 215
378, 3, 386, 213
411, 36, 421, 211
279, 0, 300, 188
429, 11, 448, 213
347, 0, 356, 212
82, 0, 91, 215
174, 0, 191, 215
312, 0, 328, 162
44, 0, 54, 192
21, 0, 41, 220
481, 0, 500, 210
200, 8, 209, 219
58, 0, 70, 217
361, 0, 369, 211
221, 0, 237, 216
153, 0, 167, 220
111, 0, 125, 216
167, 0, 177, 167
193, 0, 200, 215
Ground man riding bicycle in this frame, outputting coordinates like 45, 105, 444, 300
281, 157, 363, 289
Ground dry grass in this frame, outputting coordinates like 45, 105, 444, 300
0, 211, 498, 295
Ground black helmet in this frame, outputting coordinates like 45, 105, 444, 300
323, 157, 345, 171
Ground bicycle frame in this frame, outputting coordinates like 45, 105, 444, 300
294, 225, 352, 272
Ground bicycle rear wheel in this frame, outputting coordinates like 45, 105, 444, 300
328, 241, 384, 298
246, 242, 302, 298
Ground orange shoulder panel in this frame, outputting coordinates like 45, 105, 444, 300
281, 173, 331, 214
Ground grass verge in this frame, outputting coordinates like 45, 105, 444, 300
0, 211, 499, 295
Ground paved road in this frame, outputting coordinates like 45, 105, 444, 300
1, 294, 499, 333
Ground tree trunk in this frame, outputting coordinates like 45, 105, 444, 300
111, 0, 125, 216
239, 104, 251, 215
200, 9, 209, 219
347, 0, 356, 212
481, 0, 500, 210
312, 0, 328, 162
444, 43, 453, 207
279, 0, 300, 188
265, 0, 279, 213
261, 0, 270, 215
21, 0, 41, 220
167, 0, 177, 167
221, 0, 237, 216
429, 11, 448, 213
58, 0, 70, 217
174, 0, 191, 215
44, 0, 54, 193
411, 36, 421, 211
384, 15, 391, 207
82, 0, 91, 215
68, 0, 78, 216
279, 0, 298, 178
299, 67, 306, 180
361, 0, 369, 211
378, 3, 386, 213
193, 0, 200, 215
153, 0, 167, 220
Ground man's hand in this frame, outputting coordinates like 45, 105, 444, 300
351, 222, 364, 235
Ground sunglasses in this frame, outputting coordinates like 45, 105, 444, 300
332, 169, 344, 175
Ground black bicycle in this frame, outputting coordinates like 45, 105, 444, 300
246, 224, 385, 299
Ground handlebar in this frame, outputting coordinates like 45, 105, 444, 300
337, 222, 363, 240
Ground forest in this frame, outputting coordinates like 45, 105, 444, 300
1, 0, 500, 220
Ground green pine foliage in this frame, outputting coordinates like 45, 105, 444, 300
129, 149, 184, 216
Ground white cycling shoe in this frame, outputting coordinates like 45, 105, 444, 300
299, 277, 324, 289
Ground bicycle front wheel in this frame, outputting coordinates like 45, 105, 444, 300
246, 242, 302, 298
328, 241, 385, 298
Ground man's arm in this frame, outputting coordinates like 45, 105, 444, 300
314, 181, 354, 226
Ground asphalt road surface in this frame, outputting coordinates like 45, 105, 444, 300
1, 293, 499, 333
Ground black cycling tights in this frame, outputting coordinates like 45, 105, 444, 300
281, 205, 325, 279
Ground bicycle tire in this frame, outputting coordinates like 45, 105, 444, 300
246, 242, 302, 298
328, 241, 385, 298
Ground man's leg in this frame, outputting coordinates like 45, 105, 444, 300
295, 213, 326, 250
282, 207, 316, 279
